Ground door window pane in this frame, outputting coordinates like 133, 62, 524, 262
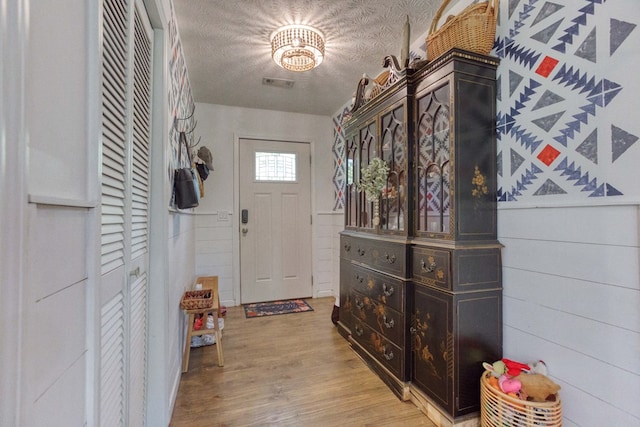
255, 152, 297, 181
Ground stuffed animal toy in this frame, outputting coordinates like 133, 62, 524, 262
193, 317, 203, 331
528, 360, 548, 375
486, 375, 501, 391
518, 373, 561, 402
498, 374, 522, 394
482, 360, 507, 377
502, 358, 531, 376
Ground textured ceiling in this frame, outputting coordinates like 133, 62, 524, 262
173, 0, 442, 116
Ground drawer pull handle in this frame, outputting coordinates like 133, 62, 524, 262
385, 253, 396, 264
354, 325, 364, 336
355, 299, 365, 310
410, 326, 417, 334
383, 346, 394, 361
383, 315, 394, 329
344, 243, 351, 252
382, 283, 394, 297
357, 247, 366, 256
421, 258, 437, 273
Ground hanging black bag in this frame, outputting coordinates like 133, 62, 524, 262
173, 132, 199, 209
196, 162, 209, 181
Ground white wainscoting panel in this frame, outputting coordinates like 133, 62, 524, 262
501, 236, 638, 289
315, 212, 343, 299
30, 280, 86, 401
499, 205, 640, 426
27, 206, 87, 301
31, 353, 86, 427
194, 213, 234, 303
168, 212, 196, 389
498, 204, 639, 245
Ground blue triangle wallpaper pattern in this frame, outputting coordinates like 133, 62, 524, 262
496, 0, 637, 202
332, 0, 639, 209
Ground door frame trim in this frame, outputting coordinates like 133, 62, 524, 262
233, 133, 316, 306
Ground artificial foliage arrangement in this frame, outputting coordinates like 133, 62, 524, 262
358, 157, 390, 201
358, 157, 390, 227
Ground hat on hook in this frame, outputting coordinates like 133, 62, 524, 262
197, 146, 214, 170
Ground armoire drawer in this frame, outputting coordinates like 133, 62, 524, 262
352, 319, 404, 379
351, 265, 405, 312
412, 246, 502, 292
368, 240, 406, 276
340, 235, 355, 261
350, 289, 404, 346
347, 238, 407, 277
411, 246, 451, 291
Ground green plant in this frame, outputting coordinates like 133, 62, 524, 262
358, 157, 389, 201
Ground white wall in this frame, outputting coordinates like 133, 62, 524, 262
8, 2, 96, 426
191, 103, 338, 306
491, 1, 640, 424
0, 2, 26, 425
499, 204, 640, 426
165, 212, 197, 399
0, 0, 198, 425
146, 0, 201, 424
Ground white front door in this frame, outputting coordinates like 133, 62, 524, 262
239, 139, 312, 303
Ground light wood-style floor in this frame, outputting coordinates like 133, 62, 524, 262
170, 297, 435, 427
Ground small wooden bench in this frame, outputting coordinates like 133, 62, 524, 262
181, 276, 224, 372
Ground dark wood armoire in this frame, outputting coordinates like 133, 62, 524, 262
338, 49, 503, 425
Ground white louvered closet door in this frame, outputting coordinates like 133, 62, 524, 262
100, 0, 152, 425
128, 5, 153, 427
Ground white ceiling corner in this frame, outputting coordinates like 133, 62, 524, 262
173, 0, 442, 116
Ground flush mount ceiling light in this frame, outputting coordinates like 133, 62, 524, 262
270, 24, 325, 72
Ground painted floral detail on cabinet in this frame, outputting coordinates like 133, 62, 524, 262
412, 310, 445, 380
471, 166, 489, 199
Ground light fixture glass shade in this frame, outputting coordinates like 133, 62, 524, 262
271, 25, 325, 72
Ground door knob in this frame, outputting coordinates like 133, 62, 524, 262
242, 227, 248, 235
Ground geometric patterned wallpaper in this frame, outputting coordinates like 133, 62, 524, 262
331, 107, 350, 210
496, 0, 638, 202
332, 0, 639, 210
168, 1, 196, 204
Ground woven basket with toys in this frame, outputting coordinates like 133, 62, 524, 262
481, 359, 562, 427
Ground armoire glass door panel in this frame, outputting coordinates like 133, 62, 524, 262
345, 135, 358, 228
358, 121, 377, 229
380, 104, 406, 232
416, 84, 451, 235
423, 163, 451, 233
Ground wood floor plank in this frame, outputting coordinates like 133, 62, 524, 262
170, 297, 435, 426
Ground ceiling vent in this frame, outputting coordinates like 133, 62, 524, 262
262, 77, 295, 89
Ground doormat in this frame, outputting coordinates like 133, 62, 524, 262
243, 299, 313, 318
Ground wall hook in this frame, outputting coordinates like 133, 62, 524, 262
172, 104, 196, 132
175, 104, 195, 122
183, 120, 197, 134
